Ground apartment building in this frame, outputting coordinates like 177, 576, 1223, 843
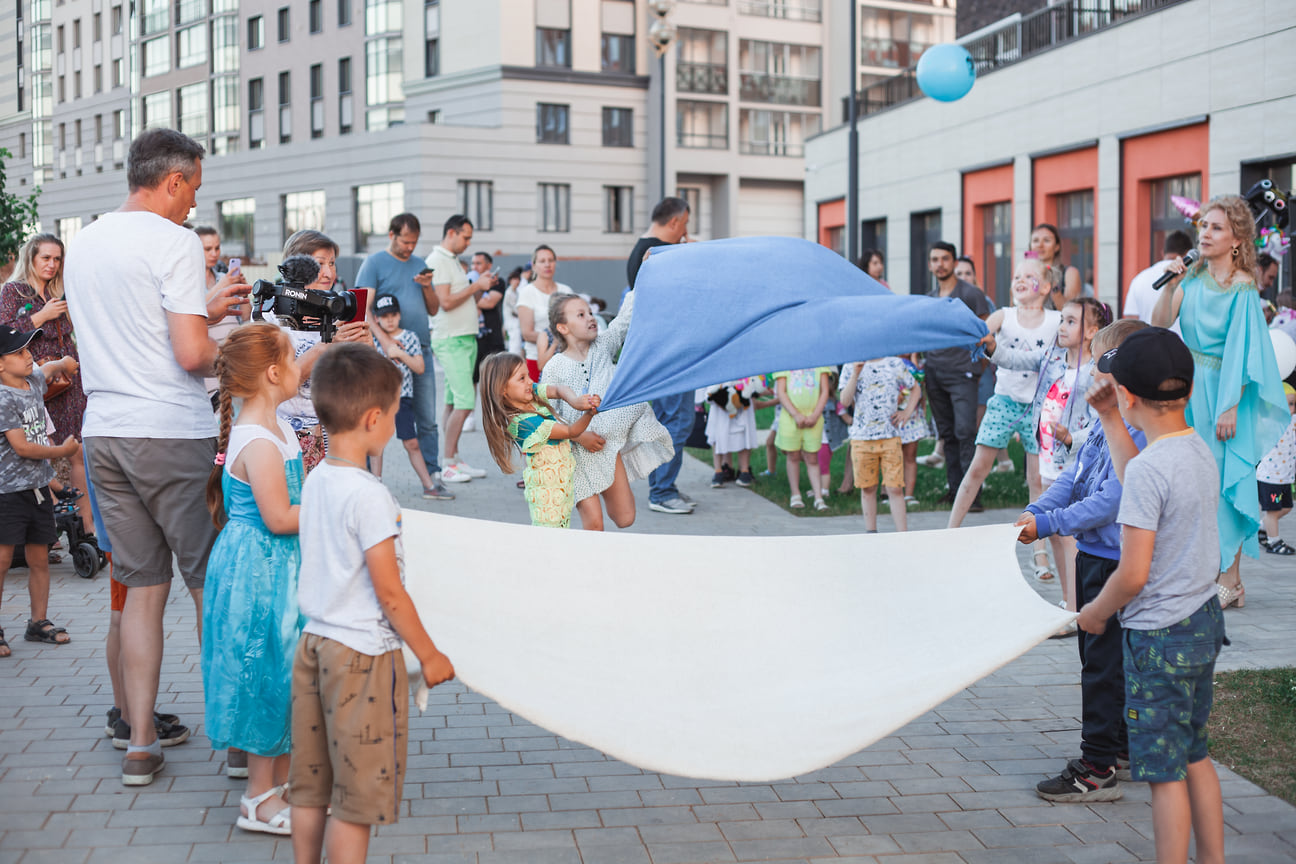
0, 0, 833, 263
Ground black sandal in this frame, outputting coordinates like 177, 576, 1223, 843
0, 627, 9, 657
24, 618, 70, 645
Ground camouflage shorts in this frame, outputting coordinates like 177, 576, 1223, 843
1122, 596, 1225, 783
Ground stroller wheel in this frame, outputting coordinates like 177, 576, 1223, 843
73, 542, 100, 579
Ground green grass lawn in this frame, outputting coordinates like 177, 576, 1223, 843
689, 405, 1032, 517
1209, 667, 1296, 805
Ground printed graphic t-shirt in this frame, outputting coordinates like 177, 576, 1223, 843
1037, 366, 1077, 480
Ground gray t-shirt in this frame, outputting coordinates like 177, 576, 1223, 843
925, 279, 990, 375
0, 368, 56, 494
1116, 430, 1220, 630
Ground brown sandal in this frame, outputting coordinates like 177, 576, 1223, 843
24, 618, 71, 645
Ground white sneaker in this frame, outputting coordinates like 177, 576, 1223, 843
992, 459, 1015, 474
463, 415, 477, 432
916, 452, 945, 468
440, 464, 473, 483
448, 458, 487, 479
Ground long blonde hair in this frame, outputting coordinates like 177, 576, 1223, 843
1196, 195, 1258, 282
9, 233, 65, 299
479, 352, 555, 474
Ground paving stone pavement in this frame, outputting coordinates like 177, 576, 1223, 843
2, 406, 1294, 864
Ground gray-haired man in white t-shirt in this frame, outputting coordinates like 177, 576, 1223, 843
65, 128, 249, 787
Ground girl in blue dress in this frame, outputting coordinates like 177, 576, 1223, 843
1152, 195, 1288, 608
201, 323, 305, 836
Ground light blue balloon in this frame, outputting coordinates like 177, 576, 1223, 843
916, 44, 976, 103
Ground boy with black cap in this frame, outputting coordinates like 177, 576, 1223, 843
370, 293, 441, 498
0, 324, 82, 656
1079, 326, 1226, 864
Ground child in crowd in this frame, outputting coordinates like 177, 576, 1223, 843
1273, 291, 1295, 328
1078, 327, 1227, 864
1256, 382, 1296, 555
541, 293, 672, 530
704, 379, 761, 489
1016, 319, 1149, 803
839, 357, 918, 532
201, 324, 304, 831
896, 356, 931, 506
985, 297, 1107, 608
774, 367, 833, 510
289, 343, 455, 864
368, 293, 441, 498
0, 325, 79, 656
481, 352, 600, 528
948, 256, 1061, 530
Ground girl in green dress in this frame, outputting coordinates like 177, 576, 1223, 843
480, 352, 600, 528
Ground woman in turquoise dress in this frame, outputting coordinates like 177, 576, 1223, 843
1153, 195, 1289, 607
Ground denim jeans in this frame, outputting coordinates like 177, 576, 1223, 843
648, 391, 693, 503
411, 360, 441, 476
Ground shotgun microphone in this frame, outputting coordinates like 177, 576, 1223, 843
1152, 249, 1199, 290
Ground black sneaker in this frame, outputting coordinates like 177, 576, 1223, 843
935, 490, 956, 506
721, 464, 737, 483
969, 495, 985, 514
735, 471, 753, 488
112, 715, 191, 750
105, 707, 180, 737
1036, 758, 1122, 802
711, 471, 725, 489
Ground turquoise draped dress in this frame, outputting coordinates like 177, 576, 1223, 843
1178, 267, 1289, 570
201, 451, 305, 757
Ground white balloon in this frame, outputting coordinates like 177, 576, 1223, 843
1271, 329, 1296, 379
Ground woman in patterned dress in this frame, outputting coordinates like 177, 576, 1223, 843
0, 233, 93, 532
480, 352, 599, 528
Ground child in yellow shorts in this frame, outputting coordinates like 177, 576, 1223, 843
773, 368, 832, 510
839, 358, 919, 532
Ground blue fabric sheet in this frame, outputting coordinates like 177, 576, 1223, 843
600, 236, 990, 411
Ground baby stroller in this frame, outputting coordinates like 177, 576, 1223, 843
11, 487, 106, 579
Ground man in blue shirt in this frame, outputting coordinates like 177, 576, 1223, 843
358, 213, 453, 500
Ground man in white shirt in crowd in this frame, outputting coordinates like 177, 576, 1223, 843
65, 128, 247, 787
1123, 230, 1192, 331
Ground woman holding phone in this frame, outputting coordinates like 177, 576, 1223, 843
272, 230, 371, 471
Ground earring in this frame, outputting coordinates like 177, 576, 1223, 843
1231, 247, 1239, 258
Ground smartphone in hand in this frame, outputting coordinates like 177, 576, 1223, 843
228, 257, 242, 277
348, 287, 370, 323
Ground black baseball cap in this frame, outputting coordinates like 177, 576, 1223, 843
0, 325, 42, 355
374, 293, 400, 315
1096, 327, 1193, 401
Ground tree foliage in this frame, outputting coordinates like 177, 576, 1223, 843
0, 147, 41, 264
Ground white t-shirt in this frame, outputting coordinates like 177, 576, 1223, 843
298, 461, 404, 656
994, 308, 1061, 403
517, 281, 573, 360
1123, 261, 1183, 336
65, 211, 216, 439
427, 244, 477, 340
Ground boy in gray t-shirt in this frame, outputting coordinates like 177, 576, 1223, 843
1077, 327, 1225, 864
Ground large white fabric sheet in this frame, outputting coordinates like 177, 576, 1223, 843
401, 513, 1073, 782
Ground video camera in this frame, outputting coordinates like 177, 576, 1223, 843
251, 254, 359, 343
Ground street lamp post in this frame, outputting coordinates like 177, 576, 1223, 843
847, 0, 859, 265
648, 0, 677, 205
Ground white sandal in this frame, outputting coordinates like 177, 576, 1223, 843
790, 494, 805, 509
1032, 550, 1055, 582
237, 784, 292, 836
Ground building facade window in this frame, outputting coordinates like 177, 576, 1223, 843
248, 15, 264, 49
213, 76, 239, 151
677, 186, 701, 236
980, 201, 1012, 306
910, 209, 942, 296
538, 183, 570, 233
278, 71, 292, 143
738, 0, 820, 21
860, 218, 886, 265
142, 0, 168, 35
536, 27, 570, 68
365, 37, 404, 130
424, 0, 439, 77
1149, 175, 1200, 267
738, 39, 820, 106
213, 15, 237, 72
309, 0, 322, 32
177, 23, 207, 67
738, 109, 819, 156
248, 77, 265, 148
365, 0, 400, 35
601, 33, 634, 74
604, 186, 633, 234
1055, 189, 1094, 296
309, 63, 324, 138
536, 103, 569, 144
676, 27, 727, 95
859, 7, 953, 70
602, 107, 632, 147
177, 81, 209, 137
142, 90, 171, 128
56, 216, 82, 243
277, 6, 290, 40
283, 190, 326, 241
338, 57, 353, 133
676, 100, 727, 149
143, 35, 170, 77
338, 0, 351, 26
112, 59, 123, 87
355, 181, 404, 253
219, 198, 256, 258
457, 180, 493, 231
176, 0, 204, 26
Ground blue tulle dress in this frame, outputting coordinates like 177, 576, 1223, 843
1178, 267, 1289, 570
201, 419, 304, 757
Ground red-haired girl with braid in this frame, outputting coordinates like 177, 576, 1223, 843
199, 322, 306, 837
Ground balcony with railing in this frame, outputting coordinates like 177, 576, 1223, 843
843, 0, 1188, 121
676, 62, 728, 96
739, 72, 819, 106
738, 0, 820, 22
678, 130, 729, 149
860, 37, 933, 70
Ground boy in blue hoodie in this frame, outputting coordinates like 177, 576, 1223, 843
1014, 319, 1147, 803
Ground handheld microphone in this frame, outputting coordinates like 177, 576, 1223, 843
1152, 249, 1199, 290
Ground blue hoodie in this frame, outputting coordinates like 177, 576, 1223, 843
1025, 420, 1146, 560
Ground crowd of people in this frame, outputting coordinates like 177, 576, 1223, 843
0, 127, 1293, 864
